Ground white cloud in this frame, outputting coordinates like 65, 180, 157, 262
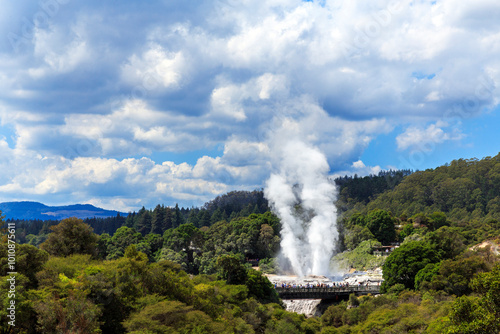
396, 122, 464, 152
0, 0, 499, 208
352, 160, 382, 175
210, 85, 248, 121
210, 73, 288, 121
121, 44, 187, 90
0, 146, 238, 211
31, 19, 92, 76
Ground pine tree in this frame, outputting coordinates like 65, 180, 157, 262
173, 204, 184, 228
151, 205, 165, 235
136, 210, 152, 236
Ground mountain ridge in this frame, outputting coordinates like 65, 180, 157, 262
0, 201, 126, 220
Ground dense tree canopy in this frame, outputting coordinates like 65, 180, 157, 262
381, 240, 440, 291
2, 154, 500, 332
40, 217, 98, 257
358, 154, 500, 221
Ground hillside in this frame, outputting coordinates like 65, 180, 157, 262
341, 153, 500, 222
1, 155, 500, 333
0, 201, 126, 220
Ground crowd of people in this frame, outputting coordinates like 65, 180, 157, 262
275, 282, 352, 289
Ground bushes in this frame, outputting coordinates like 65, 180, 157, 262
321, 291, 453, 333
332, 239, 384, 271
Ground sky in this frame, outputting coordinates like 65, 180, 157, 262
0, 0, 499, 212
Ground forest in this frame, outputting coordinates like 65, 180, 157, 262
1, 154, 500, 333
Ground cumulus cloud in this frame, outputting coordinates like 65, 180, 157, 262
0, 147, 252, 211
121, 44, 187, 90
210, 73, 288, 121
396, 122, 464, 152
0, 0, 499, 208
31, 22, 92, 76
351, 160, 382, 176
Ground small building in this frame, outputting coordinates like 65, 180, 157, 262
372, 245, 398, 256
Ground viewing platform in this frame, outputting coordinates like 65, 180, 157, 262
276, 285, 381, 300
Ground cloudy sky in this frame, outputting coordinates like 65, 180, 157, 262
1, 0, 499, 211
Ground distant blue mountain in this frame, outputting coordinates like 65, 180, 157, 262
0, 201, 127, 220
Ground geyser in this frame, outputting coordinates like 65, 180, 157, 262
264, 139, 338, 277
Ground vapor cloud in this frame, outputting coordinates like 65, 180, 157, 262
265, 118, 338, 276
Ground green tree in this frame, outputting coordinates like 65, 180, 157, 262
216, 254, 247, 285
245, 269, 280, 304
365, 209, 397, 245
163, 223, 198, 252
151, 204, 165, 235
210, 208, 225, 225
163, 223, 201, 272
0, 273, 40, 333
414, 262, 440, 290
96, 233, 111, 259
34, 290, 102, 334
424, 226, 466, 260
106, 226, 142, 260
0, 243, 48, 288
173, 203, 185, 228
398, 223, 415, 241
186, 208, 200, 227
136, 209, 152, 236
256, 224, 280, 258
347, 212, 367, 228
418, 251, 493, 296
197, 209, 211, 227
381, 240, 440, 291
344, 225, 375, 250
144, 233, 164, 256
349, 293, 360, 308
428, 211, 449, 231
448, 296, 498, 333
123, 300, 226, 333
40, 217, 98, 257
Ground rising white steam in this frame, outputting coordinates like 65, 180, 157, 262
264, 128, 338, 277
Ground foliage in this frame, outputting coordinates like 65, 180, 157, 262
245, 269, 280, 304
333, 239, 384, 271
365, 209, 397, 245
123, 300, 227, 333
335, 169, 412, 208
4, 154, 500, 333
414, 263, 440, 291
321, 290, 453, 333
447, 263, 500, 333
40, 217, 99, 257
381, 240, 440, 291
343, 225, 375, 250
423, 225, 466, 260
216, 254, 247, 285
34, 289, 102, 333
258, 258, 279, 274
358, 154, 500, 223
106, 226, 143, 260
0, 242, 49, 288
203, 190, 269, 218
345, 209, 397, 245
418, 253, 491, 295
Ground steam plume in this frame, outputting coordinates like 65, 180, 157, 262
264, 128, 338, 277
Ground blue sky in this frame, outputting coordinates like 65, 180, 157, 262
0, 0, 499, 211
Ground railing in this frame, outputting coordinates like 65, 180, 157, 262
373, 251, 391, 257
275, 285, 381, 299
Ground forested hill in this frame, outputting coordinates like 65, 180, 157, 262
335, 169, 412, 209
0, 201, 126, 220
3, 155, 500, 333
346, 153, 500, 222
